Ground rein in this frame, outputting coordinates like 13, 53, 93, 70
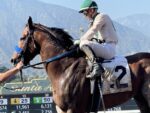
23, 48, 77, 69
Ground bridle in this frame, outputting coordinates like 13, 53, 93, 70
4, 27, 38, 90
11, 26, 39, 66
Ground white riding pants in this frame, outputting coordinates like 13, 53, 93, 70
80, 40, 116, 59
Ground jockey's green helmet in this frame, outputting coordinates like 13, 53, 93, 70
79, 0, 98, 13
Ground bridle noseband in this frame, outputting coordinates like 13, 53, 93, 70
11, 28, 35, 66
4, 28, 39, 90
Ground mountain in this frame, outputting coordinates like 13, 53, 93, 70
0, 0, 150, 77
114, 21, 150, 55
116, 14, 150, 37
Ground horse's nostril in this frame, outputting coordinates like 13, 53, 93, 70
10, 59, 14, 63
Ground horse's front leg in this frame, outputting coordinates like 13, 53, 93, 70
56, 105, 67, 113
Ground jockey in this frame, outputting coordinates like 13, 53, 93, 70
79, 0, 118, 78
0, 61, 23, 82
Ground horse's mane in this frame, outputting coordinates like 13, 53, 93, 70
33, 23, 74, 50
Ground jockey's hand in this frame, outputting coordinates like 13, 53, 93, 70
15, 61, 24, 70
74, 40, 80, 45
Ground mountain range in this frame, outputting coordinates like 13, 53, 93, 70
117, 14, 150, 38
0, 0, 150, 76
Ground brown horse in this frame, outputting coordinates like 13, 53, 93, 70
11, 17, 150, 113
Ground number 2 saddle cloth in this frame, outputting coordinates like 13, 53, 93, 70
100, 56, 132, 95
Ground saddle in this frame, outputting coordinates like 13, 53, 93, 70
87, 56, 132, 94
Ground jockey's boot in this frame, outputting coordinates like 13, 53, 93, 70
80, 45, 104, 79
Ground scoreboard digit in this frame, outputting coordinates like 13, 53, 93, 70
11, 98, 20, 105
42, 97, 52, 103
33, 97, 42, 104
20, 98, 30, 104
0, 99, 7, 105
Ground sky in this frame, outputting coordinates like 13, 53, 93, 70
39, 0, 150, 19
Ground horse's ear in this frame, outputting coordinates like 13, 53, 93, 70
28, 16, 34, 31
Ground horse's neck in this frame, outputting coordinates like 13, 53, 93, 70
35, 31, 82, 80
39, 39, 73, 77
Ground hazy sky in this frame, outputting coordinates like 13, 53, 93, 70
39, 0, 150, 19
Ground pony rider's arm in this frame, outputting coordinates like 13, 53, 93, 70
0, 61, 23, 82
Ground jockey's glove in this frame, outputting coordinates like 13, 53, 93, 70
74, 40, 80, 45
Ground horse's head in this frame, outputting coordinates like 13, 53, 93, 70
11, 17, 40, 65
11, 17, 75, 66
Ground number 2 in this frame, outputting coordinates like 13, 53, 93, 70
115, 65, 128, 88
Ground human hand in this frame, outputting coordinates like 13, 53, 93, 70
15, 61, 24, 70
74, 40, 80, 45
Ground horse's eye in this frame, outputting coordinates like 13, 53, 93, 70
20, 37, 26, 40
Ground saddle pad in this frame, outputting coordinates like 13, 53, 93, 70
101, 56, 132, 95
